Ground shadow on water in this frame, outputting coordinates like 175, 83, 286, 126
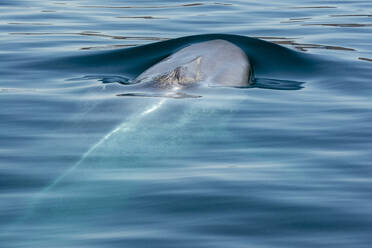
31, 34, 316, 81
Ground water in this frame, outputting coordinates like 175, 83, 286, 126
1, 1, 372, 247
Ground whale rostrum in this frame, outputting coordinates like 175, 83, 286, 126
133, 39, 251, 89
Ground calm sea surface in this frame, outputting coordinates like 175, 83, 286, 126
1, 1, 372, 247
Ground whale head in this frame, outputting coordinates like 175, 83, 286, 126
134, 39, 251, 89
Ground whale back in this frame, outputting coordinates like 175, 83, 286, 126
134, 39, 251, 88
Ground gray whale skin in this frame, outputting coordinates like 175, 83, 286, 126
134, 39, 251, 89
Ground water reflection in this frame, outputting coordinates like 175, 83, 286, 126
78, 2, 232, 9
80, 44, 137, 51
255, 36, 355, 52
281, 17, 312, 23
359, 57, 372, 62
290, 6, 337, 9
329, 14, 372, 18
303, 23, 372, 27
7, 22, 52, 26
117, 16, 168, 20
9, 31, 168, 41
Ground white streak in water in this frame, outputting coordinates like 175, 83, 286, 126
15, 65, 183, 229
33, 98, 167, 205
4, 98, 167, 233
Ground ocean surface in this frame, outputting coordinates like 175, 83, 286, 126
1, 1, 372, 247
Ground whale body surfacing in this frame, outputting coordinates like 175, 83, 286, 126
134, 39, 251, 89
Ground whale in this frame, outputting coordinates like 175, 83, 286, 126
134, 39, 251, 88
115, 39, 252, 98
113, 39, 304, 98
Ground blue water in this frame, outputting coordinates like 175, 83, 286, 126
1, 1, 372, 247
